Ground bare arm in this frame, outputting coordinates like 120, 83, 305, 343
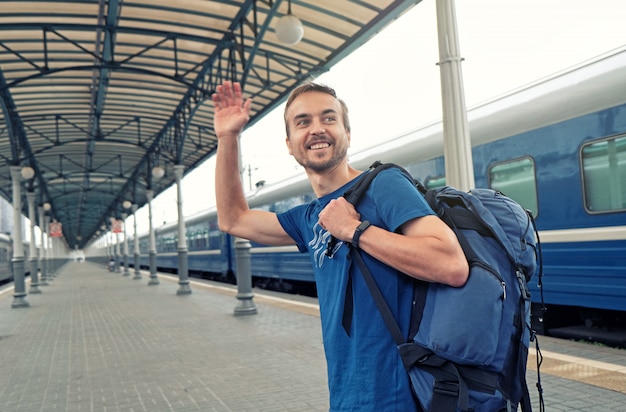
212, 81, 294, 246
318, 197, 468, 287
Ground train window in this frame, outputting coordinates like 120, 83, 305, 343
581, 134, 626, 213
202, 229, 209, 249
424, 176, 446, 190
263, 193, 315, 213
488, 157, 538, 217
208, 229, 222, 249
160, 236, 177, 253
187, 231, 197, 249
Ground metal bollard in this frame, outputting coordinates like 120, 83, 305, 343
233, 237, 257, 316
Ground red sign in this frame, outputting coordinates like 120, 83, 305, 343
49, 221, 63, 237
112, 219, 123, 233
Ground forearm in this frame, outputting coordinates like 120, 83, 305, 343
215, 134, 249, 233
352, 218, 469, 287
318, 199, 468, 286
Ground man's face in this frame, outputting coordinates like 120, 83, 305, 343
284, 91, 351, 173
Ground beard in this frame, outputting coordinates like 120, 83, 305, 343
294, 141, 349, 173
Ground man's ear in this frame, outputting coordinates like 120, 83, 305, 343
285, 136, 293, 155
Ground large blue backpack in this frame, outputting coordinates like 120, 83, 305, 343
342, 161, 543, 412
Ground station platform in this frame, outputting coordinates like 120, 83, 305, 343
1, 261, 625, 411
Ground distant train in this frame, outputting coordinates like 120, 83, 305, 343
111, 48, 626, 334
0, 234, 35, 284
0, 233, 14, 283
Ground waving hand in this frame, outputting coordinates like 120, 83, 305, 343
212, 81, 252, 139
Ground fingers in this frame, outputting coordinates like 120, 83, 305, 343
212, 81, 244, 109
318, 198, 361, 240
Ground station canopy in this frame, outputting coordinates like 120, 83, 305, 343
0, 0, 421, 249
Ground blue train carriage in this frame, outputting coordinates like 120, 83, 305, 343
138, 209, 232, 279
137, 176, 318, 291
472, 110, 626, 330
242, 174, 317, 294
0, 233, 14, 283
184, 210, 232, 278
0, 234, 32, 283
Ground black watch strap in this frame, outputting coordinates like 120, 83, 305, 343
351, 220, 371, 249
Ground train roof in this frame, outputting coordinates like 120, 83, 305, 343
351, 46, 626, 169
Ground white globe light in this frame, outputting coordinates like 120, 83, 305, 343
21, 166, 35, 180
122, 200, 132, 210
152, 166, 165, 179
276, 14, 304, 46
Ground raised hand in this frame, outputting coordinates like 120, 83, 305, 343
212, 81, 252, 139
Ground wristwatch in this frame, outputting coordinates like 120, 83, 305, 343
351, 220, 371, 249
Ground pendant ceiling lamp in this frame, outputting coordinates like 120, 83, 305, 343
275, 0, 304, 46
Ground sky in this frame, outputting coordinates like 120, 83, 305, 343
129, 0, 626, 236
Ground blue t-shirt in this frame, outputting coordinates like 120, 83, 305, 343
277, 168, 434, 411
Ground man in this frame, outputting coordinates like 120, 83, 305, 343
212, 81, 468, 411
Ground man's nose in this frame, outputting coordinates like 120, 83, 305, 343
310, 121, 325, 134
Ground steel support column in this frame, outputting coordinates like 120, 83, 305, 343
146, 190, 159, 285
436, 0, 474, 191
233, 238, 257, 316
174, 165, 191, 295
10, 166, 29, 308
132, 204, 141, 280
114, 224, 121, 273
37, 206, 48, 286
122, 212, 130, 276
43, 215, 51, 282
26, 191, 41, 294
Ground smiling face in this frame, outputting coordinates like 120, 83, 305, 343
284, 89, 351, 174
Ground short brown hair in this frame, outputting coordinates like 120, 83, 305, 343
283, 82, 351, 136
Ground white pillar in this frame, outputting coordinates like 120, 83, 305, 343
173, 164, 191, 295
10, 166, 29, 308
132, 204, 141, 279
44, 214, 51, 281
115, 230, 121, 273
38, 206, 48, 285
27, 192, 41, 293
146, 190, 159, 285
122, 212, 130, 276
436, 0, 474, 191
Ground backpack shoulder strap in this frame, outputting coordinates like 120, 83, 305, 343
349, 246, 406, 344
343, 161, 416, 206
340, 161, 422, 343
